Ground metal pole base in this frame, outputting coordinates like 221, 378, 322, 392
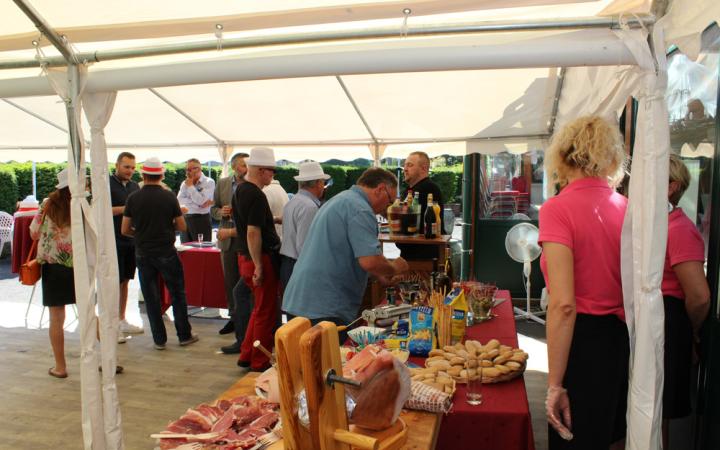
513, 306, 546, 325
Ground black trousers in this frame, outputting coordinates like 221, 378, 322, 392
548, 313, 629, 450
181, 213, 211, 243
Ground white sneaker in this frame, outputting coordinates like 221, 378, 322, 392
119, 319, 144, 334
117, 329, 127, 344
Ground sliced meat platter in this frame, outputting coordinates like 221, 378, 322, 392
153, 395, 280, 449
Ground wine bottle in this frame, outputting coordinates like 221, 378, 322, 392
424, 193, 437, 239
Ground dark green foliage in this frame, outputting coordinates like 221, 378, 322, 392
0, 167, 19, 213
10, 163, 33, 200
430, 168, 460, 205
345, 167, 369, 188
36, 163, 63, 202
320, 165, 347, 199
275, 166, 299, 195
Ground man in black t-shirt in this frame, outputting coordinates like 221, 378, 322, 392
110, 152, 142, 342
122, 157, 198, 350
398, 151, 446, 260
230, 147, 281, 371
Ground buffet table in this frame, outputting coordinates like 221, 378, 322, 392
204, 290, 534, 450
11, 213, 36, 274
431, 290, 535, 450
160, 246, 227, 312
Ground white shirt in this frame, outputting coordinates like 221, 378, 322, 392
262, 179, 289, 237
177, 174, 216, 214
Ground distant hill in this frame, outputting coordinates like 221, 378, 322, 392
323, 158, 372, 167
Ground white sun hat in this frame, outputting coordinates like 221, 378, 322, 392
141, 157, 166, 175
56, 168, 69, 189
246, 147, 277, 168
294, 161, 331, 181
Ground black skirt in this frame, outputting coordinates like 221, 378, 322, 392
549, 313, 630, 450
41, 263, 77, 307
663, 295, 693, 419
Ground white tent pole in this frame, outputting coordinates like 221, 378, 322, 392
547, 67, 567, 134
1, 15, 655, 70
148, 88, 224, 145
31, 161, 36, 197
336, 76, 379, 146
13, 2, 119, 448
0, 29, 640, 98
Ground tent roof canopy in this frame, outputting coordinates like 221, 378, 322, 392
1, 0, 716, 162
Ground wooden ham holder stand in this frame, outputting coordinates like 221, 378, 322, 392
275, 317, 408, 450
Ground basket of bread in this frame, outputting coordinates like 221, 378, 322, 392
424, 338, 528, 384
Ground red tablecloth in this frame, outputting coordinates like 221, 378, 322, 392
410, 290, 535, 450
160, 246, 227, 312
11, 214, 36, 274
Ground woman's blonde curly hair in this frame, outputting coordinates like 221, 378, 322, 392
544, 116, 626, 193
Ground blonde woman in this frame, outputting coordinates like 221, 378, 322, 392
29, 169, 76, 379
661, 154, 710, 448
539, 116, 628, 449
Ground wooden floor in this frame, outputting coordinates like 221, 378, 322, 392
0, 255, 549, 450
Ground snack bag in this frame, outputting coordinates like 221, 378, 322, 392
408, 306, 435, 356
445, 288, 468, 344
383, 319, 410, 350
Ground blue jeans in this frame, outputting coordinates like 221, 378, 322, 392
232, 277, 254, 344
136, 252, 193, 345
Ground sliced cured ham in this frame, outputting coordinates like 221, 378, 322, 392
155, 395, 279, 449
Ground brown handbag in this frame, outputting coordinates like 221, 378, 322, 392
19, 211, 45, 286
19, 239, 40, 286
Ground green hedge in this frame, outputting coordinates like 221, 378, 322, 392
430, 166, 463, 204
0, 167, 18, 214
275, 166, 300, 195
0, 161, 463, 213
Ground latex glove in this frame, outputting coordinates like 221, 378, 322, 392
546, 385, 573, 441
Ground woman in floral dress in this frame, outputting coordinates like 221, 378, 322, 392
30, 169, 76, 379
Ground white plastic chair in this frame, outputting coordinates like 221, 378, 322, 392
0, 211, 13, 257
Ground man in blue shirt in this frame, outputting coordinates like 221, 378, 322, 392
282, 168, 409, 327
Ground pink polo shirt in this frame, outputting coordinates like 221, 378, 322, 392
539, 177, 628, 320
661, 208, 705, 299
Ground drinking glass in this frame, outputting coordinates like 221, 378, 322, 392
197, 233, 204, 243
466, 362, 482, 406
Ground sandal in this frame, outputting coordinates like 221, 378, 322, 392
48, 368, 68, 379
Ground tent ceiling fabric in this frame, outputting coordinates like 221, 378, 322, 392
2, 0, 715, 162
0, 0, 648, 52
155, 77, 372, 144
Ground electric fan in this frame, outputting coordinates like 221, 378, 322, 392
505, 222, 545, 324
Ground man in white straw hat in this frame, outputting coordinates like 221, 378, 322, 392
279, 161, 330, 291
229, 147, 281, 371
122, 157, 199, 350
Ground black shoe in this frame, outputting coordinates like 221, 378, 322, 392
99, 365, 124, 374
237, 359, 251, 368
221, 342, 241, 354
250, 364, 272, 372
218, 320, 235, 335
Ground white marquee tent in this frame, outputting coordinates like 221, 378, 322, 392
2, 1, 719, 449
